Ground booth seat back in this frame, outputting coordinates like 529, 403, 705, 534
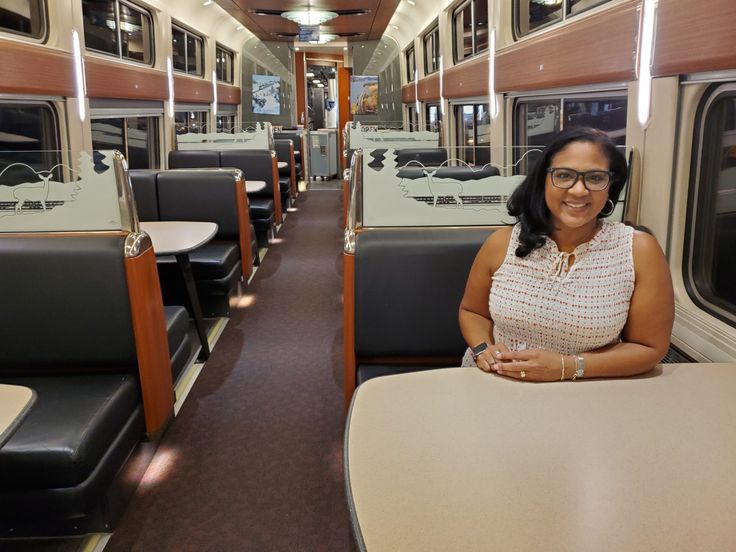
128, 169, 160, 222
0, 235, 137, 372
395, 148, 448, 167
168, 150, 220, 169
219, 149, 275, 197
274, 139, 294, 170
355, 228, 490, 359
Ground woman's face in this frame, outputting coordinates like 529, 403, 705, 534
544, 140, 610, 231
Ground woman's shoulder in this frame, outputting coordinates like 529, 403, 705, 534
478, 225, 516, 271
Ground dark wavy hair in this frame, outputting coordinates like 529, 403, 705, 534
507, 126, 628, 257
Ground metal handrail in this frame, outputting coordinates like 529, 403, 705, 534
344, 149, 363, 254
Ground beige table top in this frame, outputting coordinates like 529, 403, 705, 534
0, 384, 35, 447
140, 221, 218, 256
245, 180, 267, 193
345, 364, 736, 552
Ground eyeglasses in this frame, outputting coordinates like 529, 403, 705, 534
546, 168, 613, 191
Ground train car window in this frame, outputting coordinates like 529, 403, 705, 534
452, 0, 488, 63
455, 103, 490, 166
172, 24, 204, 77
0, 102, 60, 186
0, 0, 46, 39
515, 0, 613, 38
216, 115, 235, 133
91, 115, 160, 169
216, 44, 234, 84
82, 0, 152, 64
423, 23, 439, 75
686, 87, 736, 325
174, 109, 208, 134
407, 105, 418, 131
514, 94, 626, 173
426, 104, 441, 133
405, 46, 416, 83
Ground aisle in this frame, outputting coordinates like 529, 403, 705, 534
106, 189, 351, 551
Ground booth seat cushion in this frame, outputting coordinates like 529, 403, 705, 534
157, 242, 240, 280
164, 306, 189, 357
0, 373, 141, 490
357, 364, 459, 385
249, 198, 275, 220
279, 178, 290, 193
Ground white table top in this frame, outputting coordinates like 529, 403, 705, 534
346, 364, 736, 552
245, 180, 267, 193
0, 384, 35, 447
140, 221, 218, 256
277, 161, 288, 169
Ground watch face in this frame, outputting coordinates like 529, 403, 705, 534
471, 342, 488, 356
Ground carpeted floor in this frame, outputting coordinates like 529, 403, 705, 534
102, 189, 352, 551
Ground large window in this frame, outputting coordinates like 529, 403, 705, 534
174, 109, 208, 135
407, 105, 418, 131
0, 102, 61, 189
455, 103, 490, 166
91, 115, 160, 169
423, 24, 439, 75
406, 46, 416, 83
216, 44, 234, 84
0, 0, 45, 39
426, 103, 442, 133
513, 93, 626, 173
515, 0, 612, 37
452, 0, 488, 62
82, 0, 153, 64
172, 24, 204, 77
686, 85, 736, 325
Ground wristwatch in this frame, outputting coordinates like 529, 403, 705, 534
471, 342, 489, 361
573, 355, 585, 380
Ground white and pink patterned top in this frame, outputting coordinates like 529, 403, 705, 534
462, 221, 635, 365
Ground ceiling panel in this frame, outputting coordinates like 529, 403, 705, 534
215, 0, 400, 42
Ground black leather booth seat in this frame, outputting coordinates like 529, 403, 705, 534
394, 148, 448, 167
275, 138, 296, 210
279, 132, 303, 178
0, 235, 154, 537
165, 306, 193, 383
354, 228, 491, 384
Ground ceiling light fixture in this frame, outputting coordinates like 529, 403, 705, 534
203, 0, 213, 5
235, 25, 244, 30
281, 10, 338, 25
306, 72, 315, 77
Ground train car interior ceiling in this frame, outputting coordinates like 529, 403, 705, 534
0, 0, 735, 550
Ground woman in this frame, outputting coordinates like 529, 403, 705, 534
459, 127, 674, 381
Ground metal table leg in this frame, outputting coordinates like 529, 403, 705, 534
175, 253, 210, 360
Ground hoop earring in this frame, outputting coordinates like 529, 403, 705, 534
600, 199, 615, 217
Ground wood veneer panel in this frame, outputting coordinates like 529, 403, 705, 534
174, 74, 213, 103
652, 0, 736, 76
271, 154, 282, 224
217, 83, 241, 105
85, 56, 167, 100
417, 73, 440, 102
338, 66, 351, 170
343, 252, 356, 412
124, 245, 174, 436
0, 40, 74, 96
402, 83, 416, 104
444, 55, 489, 99
496, 1, 638, 92
296, 51, 307, 125
235, 180, 253, 279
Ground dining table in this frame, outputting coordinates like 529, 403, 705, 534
0, 384, 35, 448
345, 364, 736, 551
245, 180, 267, 194
140, 220, 218, 360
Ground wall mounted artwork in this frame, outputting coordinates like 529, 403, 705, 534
350, 76, 379, 115
252, 75, 281, 115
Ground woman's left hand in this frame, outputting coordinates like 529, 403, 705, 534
493, 349, 566, 382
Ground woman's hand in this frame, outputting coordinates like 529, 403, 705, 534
474, 342, 511, 373
493, 349, 566, 382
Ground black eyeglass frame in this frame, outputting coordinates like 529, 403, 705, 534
546, 167, 613, 191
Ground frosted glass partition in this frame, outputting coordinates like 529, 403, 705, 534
176, 122, 274, 151
359, 146, 629, 227
0, 150, 133, 232
345, 122, 439, 150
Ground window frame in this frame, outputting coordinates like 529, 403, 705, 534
405, 45, 416, 83
171, 22, 205, 78
82, 0, 154, 66
683, 83, 736, 328
513, 0, 613, 40
0, 0, 47, 41
422, 23, 440, 76
90, 102, 162, 170
452, 0, 488, 63
453, 102, 490, 166
215, 43, 234, 84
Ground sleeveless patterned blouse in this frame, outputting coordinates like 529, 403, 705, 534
462, 221, 635, 366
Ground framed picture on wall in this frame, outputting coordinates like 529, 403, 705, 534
350, 76, 379, 115
252, 75, 281, 115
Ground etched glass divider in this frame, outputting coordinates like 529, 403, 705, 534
0, 149, 135, 233
175, 121, 274, 151
359, 145, 634, 228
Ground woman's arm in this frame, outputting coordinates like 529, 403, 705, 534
459, 227, 512, 370
494, 230, 675, 381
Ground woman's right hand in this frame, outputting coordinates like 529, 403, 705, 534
475, 342, 511, 373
